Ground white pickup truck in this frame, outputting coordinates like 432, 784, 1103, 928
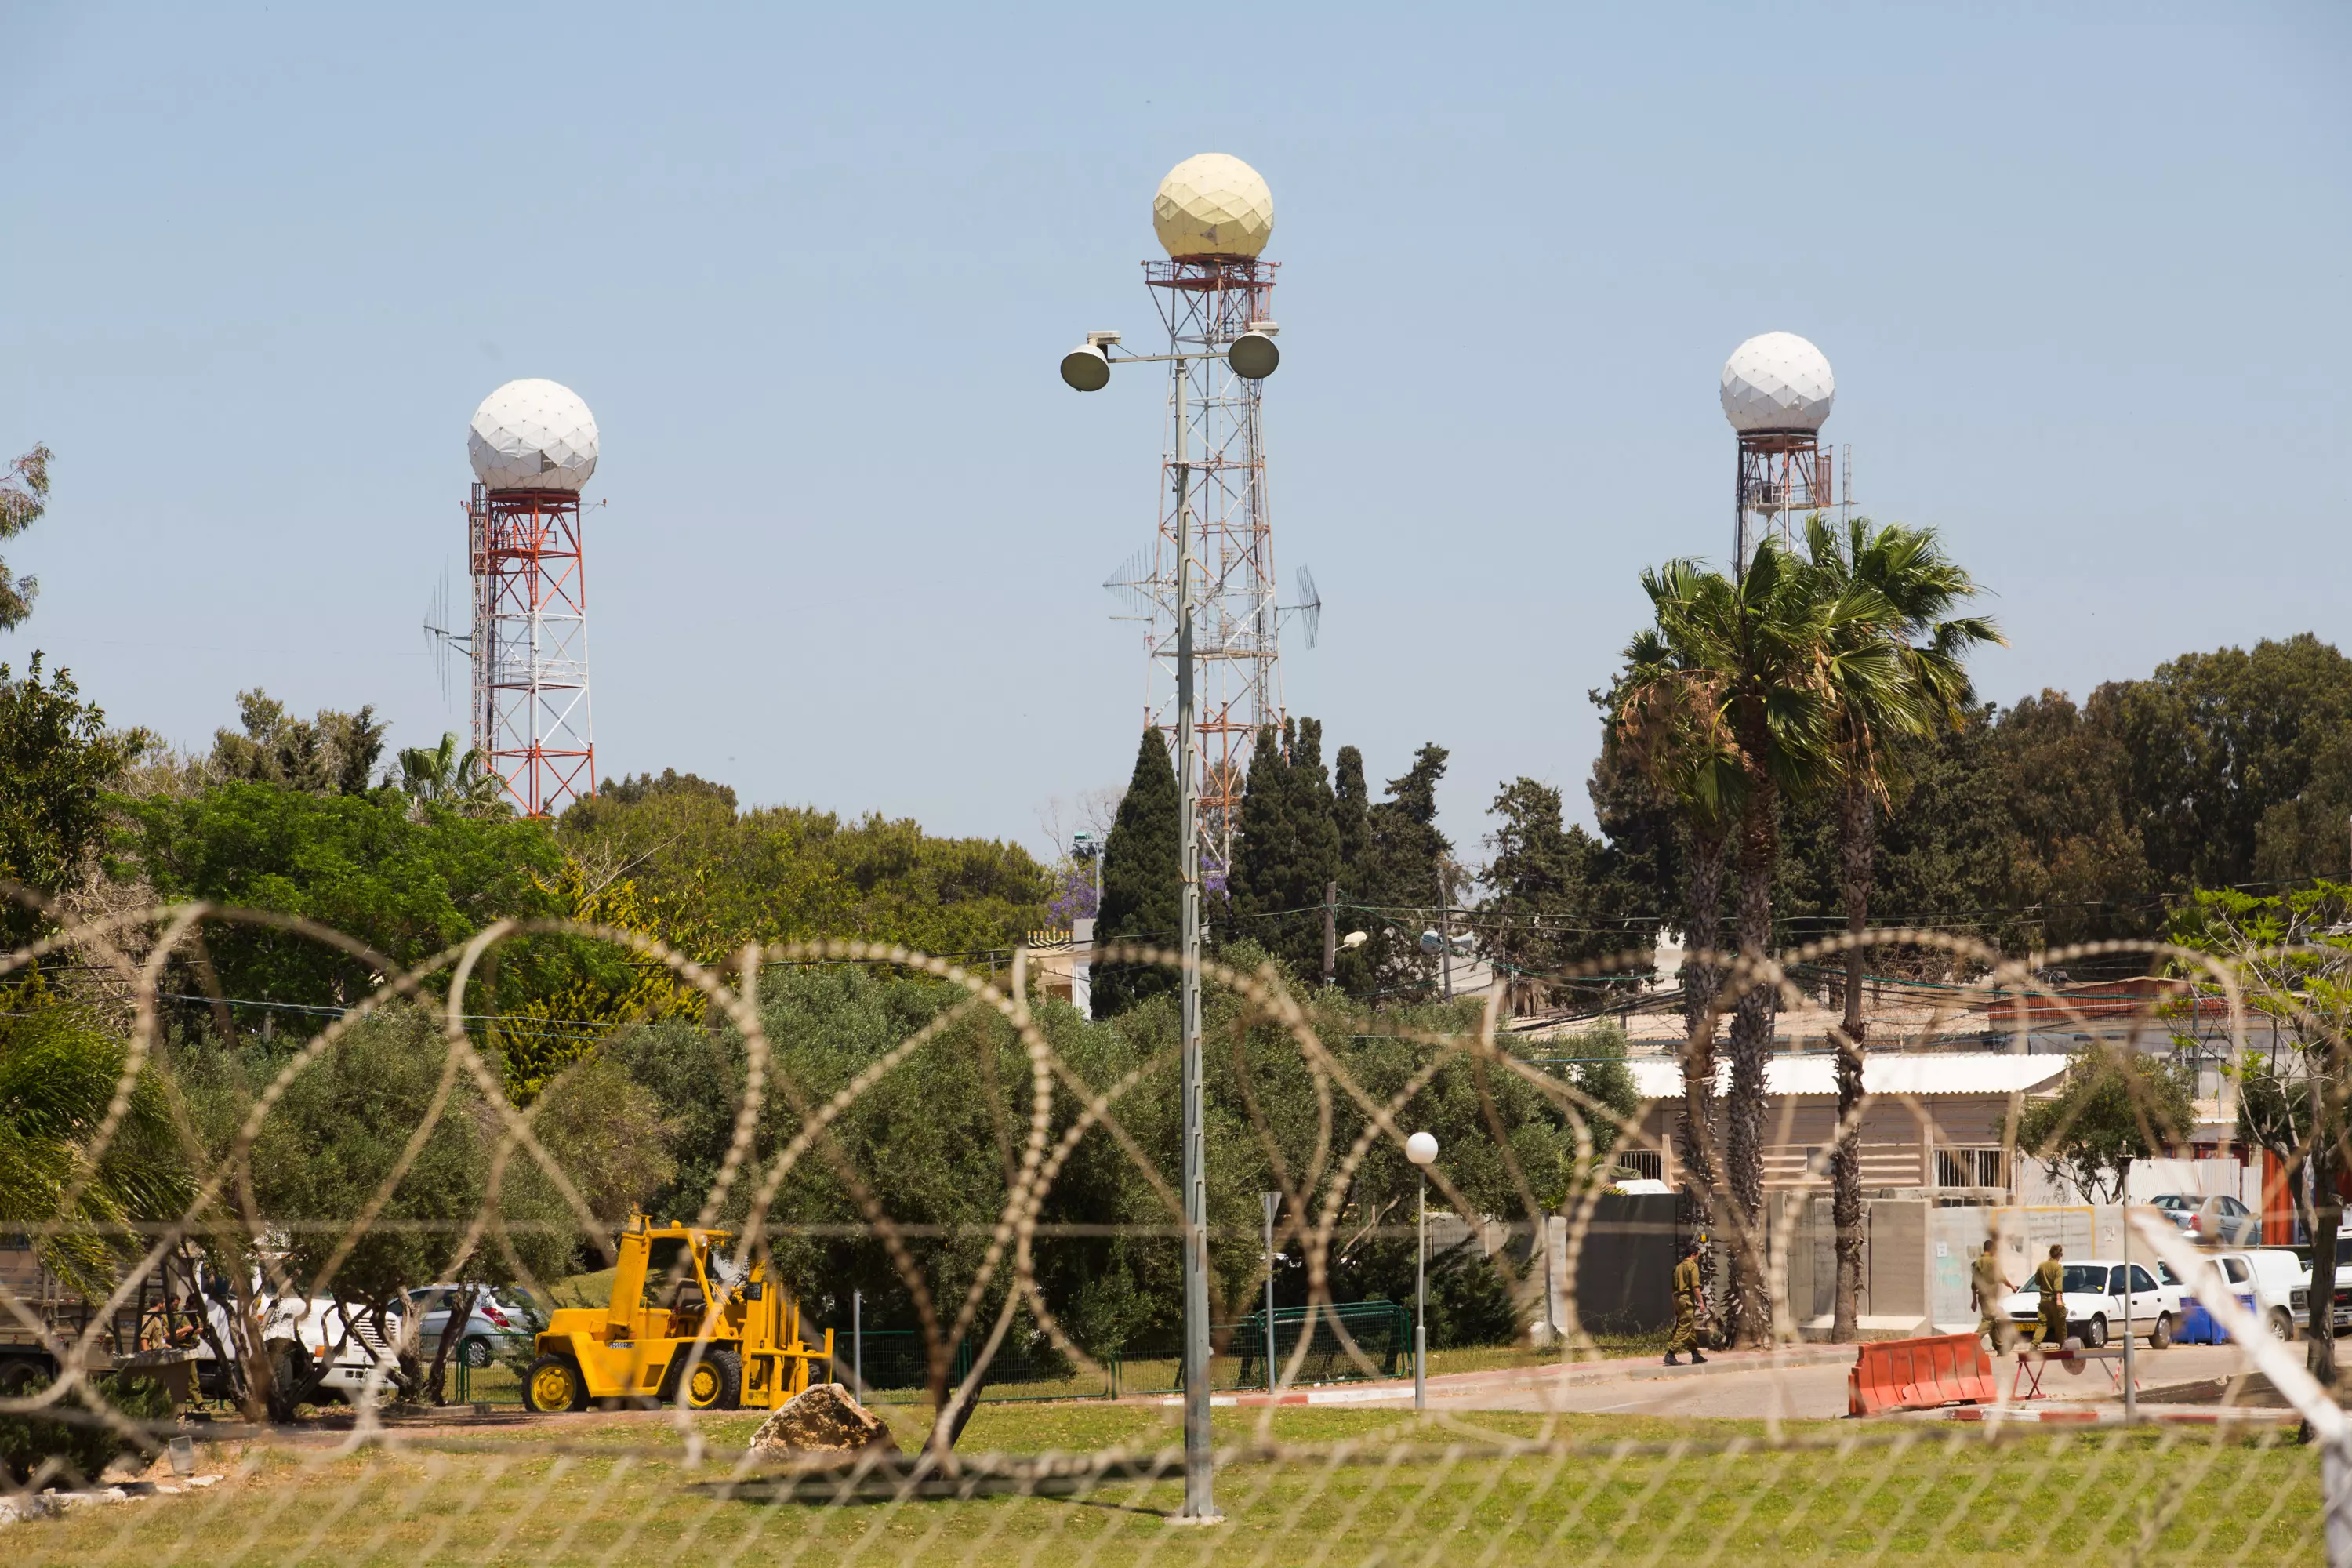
2203, 1250, 2304, 1342
2291, 1237, 2352, 1338
180, 1267, 398, 1406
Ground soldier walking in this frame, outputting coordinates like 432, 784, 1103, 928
1972, 1236, 2016, 1351
2030, 1243, 2068, 1350
1664, 1238, 1709, 1367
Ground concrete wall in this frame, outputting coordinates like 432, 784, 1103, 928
1537, 1195, 1679, 1338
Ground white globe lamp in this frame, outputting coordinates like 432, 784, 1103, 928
469, 379, 600, 492
1719, 332, 1835, 434
1406, 1131, 1439, 1167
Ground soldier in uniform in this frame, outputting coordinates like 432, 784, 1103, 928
1972, 1236, 2016, 1350
2030, 1243, 2069, 1350
1664, 1238, 1708, 1366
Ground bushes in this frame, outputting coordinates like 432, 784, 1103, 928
0, 1371, 172, 1486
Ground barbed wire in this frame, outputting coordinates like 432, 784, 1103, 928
0, 896, 2342, 1562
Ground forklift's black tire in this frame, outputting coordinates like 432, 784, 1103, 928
679, 1348, 742, 1411
524, 1354, 588, 1413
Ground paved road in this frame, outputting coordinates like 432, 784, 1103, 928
1248, 1343, 2261, 1421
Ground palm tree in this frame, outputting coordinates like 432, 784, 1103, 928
1612, 596, 1743, 1252
0, 1003, 191, 1305
1806, 516, 2002, 1342
1620, 536, 1902, 1342
397, 731, 501, 815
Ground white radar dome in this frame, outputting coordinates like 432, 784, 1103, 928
468, 379, 599, 492
1153, 153, 1275, 260
1719, 332, 1835, 434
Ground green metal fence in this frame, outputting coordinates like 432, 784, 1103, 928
839, 1299, 1412, 1403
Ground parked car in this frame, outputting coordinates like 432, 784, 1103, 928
2148, 1194, 2260, 1246
2291, 1237, 2352, 1337
1998, 1258, 2186, 1348
394, 1285, 546, 1367
2191, 1250, 2302, 1342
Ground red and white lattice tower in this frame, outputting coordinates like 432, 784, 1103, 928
1117, 154, 1284, 884
466, 378, 600, 817
1722, 332, 1839, 575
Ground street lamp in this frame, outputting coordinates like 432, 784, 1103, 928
1406, 1131, 1439, 1412
1060, 320, 1278, 1523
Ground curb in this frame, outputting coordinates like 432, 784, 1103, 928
1147, 1345, 1864, 1409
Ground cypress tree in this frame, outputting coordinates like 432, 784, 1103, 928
1093, 728, 1182, 1019
1329, 741, 1374, 995
1229, 724, 1293, 931
1357, 744, 1454, 1000
1333, 745, 1369, 872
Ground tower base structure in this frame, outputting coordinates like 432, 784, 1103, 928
1734, 430, 1837, 575
470, 484, 595, 817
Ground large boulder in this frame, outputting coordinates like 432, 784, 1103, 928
749, 1383, 898, 1462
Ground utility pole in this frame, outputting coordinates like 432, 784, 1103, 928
1172, 359, 1218, 1523
1436, 860, 1454, 1002
1322, 880, 1338, 987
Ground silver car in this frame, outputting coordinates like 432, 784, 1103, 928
396, 1285, 546, 1367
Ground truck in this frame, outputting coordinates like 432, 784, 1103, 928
1, 1230, 394, 1407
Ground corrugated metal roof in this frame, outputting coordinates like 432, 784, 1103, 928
1626, 1052, 2068, 1101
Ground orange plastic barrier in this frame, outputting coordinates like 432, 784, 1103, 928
1846, 1333, 1999, 1417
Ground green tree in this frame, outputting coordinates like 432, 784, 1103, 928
0, 655, 143, 948
2167, 883, 2352, 1388
2016, 1048, 2195, 1205
1607, 594, 1742, 1279
0, 996, 191, 1302
176, 1007, 652, 1410
396, 731, 501, 815
112, 781, 566, 1011
1230, 719, 1341, 983
1805, 516, 2000, 1343
1330, 744, 1373, 996
209, 689, 387, 797
0, 445, 53, 633
1093, 729, 1181, 1018
1479, 777, 1604, 1014
1351, 745, 1454, 1000
1613, 537, 1892, 1342
2110, 635, 2352, 891
557, 768, 1049, 961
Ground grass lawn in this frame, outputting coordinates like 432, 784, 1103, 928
21, 1401, 2320, 1565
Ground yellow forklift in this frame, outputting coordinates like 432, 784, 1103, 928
522, 1214, 832, 1413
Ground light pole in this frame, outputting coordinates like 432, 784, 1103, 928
1062, 323, 1277, 1523
1406, 1131, 1439, 1412
1262, 1191, 1279, 1397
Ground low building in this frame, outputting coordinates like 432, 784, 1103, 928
1624, 1051, 2071, 1198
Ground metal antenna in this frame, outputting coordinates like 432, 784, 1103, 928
1102, 546, 1159, 620
1279, 564, 1322, 650
422, 565, 471, 709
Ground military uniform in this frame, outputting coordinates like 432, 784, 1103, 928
1971, 1250, 2013, 1349
1666, 1253, 1704, 1358
2031, 1255, 2067, 1348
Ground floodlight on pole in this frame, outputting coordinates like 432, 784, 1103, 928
1058, 306, 1281, 1531
1406, 1131, 1439, 1412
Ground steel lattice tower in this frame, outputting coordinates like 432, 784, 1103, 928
470, 483, 596, 816
1122, 256, 1283, 884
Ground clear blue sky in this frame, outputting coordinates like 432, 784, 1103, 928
4, 4, 2347, 862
